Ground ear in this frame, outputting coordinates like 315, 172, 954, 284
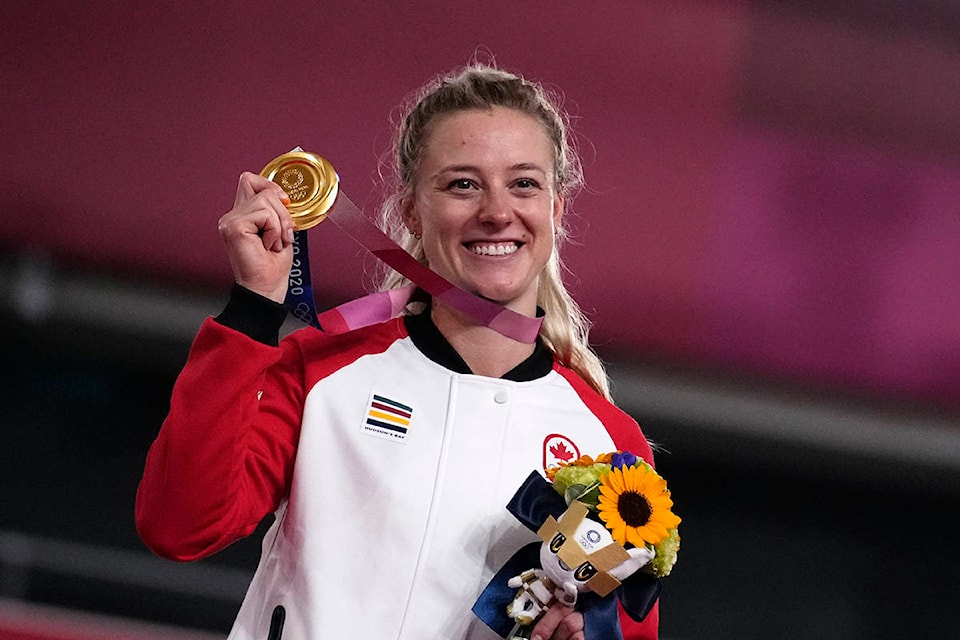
552, 194, 564, 227
400, 195, 421, 237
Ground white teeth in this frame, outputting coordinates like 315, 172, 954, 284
472, 243, 519, 256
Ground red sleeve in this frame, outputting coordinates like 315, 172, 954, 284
135, 318, 305, 561
620, 600, 659, 639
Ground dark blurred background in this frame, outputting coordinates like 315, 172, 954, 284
2, 2, 959, 639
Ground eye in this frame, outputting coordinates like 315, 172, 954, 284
446, 178, 477, 191
549, 533, 566, 554
513, 178, 540, 190
573, 562, 598, 582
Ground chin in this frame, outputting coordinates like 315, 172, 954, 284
477, 288, 536, 312
454, 272, 538, 310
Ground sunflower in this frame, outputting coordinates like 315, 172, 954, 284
597, 463, 681, 548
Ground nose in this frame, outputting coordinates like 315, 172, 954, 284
477, 188, 514, 227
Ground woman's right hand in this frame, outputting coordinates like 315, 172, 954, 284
217, 172, 296, 303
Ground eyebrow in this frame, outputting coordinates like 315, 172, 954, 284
436, 162, 548, 174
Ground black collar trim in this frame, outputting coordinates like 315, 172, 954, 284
403, 312, 554, 381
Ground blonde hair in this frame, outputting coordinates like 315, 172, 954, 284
378, 63, 611, 398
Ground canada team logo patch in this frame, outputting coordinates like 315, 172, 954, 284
543, 434, 580, 472
362, 393, 413, 443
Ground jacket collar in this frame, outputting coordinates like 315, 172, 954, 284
404, 311, 553, 381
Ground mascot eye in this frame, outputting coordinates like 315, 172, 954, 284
549, 533, 566, 554
574, 562, 598, 582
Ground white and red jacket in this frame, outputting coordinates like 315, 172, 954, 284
136, 289, 658, 639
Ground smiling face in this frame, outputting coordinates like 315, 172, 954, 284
402, 106, 563, 316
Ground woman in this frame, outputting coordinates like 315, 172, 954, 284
136, 64, 659, 640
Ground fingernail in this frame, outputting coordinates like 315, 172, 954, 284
281, 195, 291, 206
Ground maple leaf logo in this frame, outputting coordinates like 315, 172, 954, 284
550, 441, 575, 462
543, 434, 580, 472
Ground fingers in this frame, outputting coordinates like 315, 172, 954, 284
236, 172, 295, 249
221, 173, 295, 251
216, 172, 297, 303
531, 605, 584, 640
258, 196, 294, 254
235, 171, 289, 207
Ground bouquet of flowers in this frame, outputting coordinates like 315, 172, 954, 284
472, 451, 680, 640
548, 451, 680, 578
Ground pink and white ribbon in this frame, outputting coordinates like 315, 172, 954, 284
290, 192, 543, 344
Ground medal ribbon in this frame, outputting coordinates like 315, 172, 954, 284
284, 192, 543, 343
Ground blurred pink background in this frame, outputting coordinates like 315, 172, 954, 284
5, 1, 957, 412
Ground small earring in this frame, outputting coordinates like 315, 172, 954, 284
413, 231, 422, 240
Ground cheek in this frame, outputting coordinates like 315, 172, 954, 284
418, 206, 461, 246
420, 228, 457, 265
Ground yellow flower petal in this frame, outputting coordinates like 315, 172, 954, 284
625, 526, 647, 548
607, 467, 625, 494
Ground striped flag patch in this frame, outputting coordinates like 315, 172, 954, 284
362, 393, 413, 443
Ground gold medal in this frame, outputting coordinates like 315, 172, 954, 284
260, 151, 339, 231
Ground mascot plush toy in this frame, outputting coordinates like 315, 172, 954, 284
473, 452, 680, 640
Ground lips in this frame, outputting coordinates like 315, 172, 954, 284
466, 241, 521, 256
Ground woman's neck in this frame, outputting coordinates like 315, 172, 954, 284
430, 302, 537, 378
